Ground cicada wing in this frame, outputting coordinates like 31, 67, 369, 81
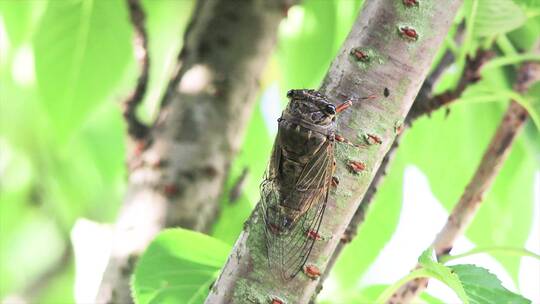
280, 141, 334, 278
259, 133, 283, 269
261, 140, 334, 280
276, 187, 328, 279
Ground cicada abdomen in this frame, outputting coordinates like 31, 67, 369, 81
260, 89, 337, 280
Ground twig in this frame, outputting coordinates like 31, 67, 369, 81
408, 22, 465, 121
389, 54, 540, 304
407, 48, 495, 122
122, 0, 149, 140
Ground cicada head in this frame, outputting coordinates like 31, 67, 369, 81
285, 89, 336, 127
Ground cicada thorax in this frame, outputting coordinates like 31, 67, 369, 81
272, 119, 331, 229
261, 89, 337, 279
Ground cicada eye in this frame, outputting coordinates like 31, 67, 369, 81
324, 104, 336, 115
287, 90, 294, 98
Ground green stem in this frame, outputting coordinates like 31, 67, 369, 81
375, 268, 433, 303
463, 0, 478, 57
450, 0, 476, 90
456, 88, 529, 105
445, 36, 459, 55
496, 35, 518, 56
482, 54, 540, 71
440, 246, 540, 263
455, 95, 502, 104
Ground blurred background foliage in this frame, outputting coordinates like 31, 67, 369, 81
0, 0, 539, 303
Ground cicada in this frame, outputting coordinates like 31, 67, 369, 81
260, 89, 363, 280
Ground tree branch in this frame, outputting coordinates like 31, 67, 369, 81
390, 50, 540, 304
408, 49, 495, 122
206, 1, 461, 303
96, 1, 292, 303
122, 0, 150, 141
317, 44, 495, 297
407, 22, 465, 121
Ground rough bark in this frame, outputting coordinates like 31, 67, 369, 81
96, 1, 290, 303
390, 53, 540, 304
205, 1, 461, 303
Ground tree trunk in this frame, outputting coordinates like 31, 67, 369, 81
96, 1, 291, 302
205, 0, 461, 303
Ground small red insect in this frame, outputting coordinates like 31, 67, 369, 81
307, 229, 322, 240
348, 160, 366, 174
403, 0, 419, 7
399, 26, 418, 41
163, 183, 179, 197
304, 264, 321, 279
366, 133, 383, 145
350, 48, 369, 62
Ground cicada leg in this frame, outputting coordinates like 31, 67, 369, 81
335, 94, 376, 113
334, 134, 367, 149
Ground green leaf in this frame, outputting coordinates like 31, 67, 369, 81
418, 250, 469, 303
139, 0, 194, 122
417, 249, 531, 304
508, 15, 540, 51
32, 0, 133, 140
37, 261, 75, 304
377, 249, 531, 304
473, 0, 527, 37
375, 267, 466, 304
131, 228, 231, 304
0, 0, 47, 48
450, 264, 531, 304
0, 211, 66, 295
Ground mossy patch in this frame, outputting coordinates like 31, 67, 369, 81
349, 47, 386, 70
